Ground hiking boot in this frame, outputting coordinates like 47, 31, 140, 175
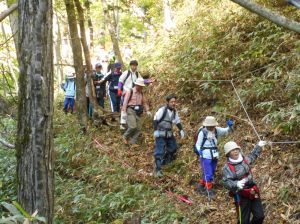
123, 136, 129, 145
195, 184, 206, 194
155, 170, 164, 178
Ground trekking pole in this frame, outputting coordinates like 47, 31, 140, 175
233, 193, 242, 224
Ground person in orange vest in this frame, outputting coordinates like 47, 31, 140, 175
222, 140, 268, 224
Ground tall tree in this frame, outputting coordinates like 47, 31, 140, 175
163, 0, 176, 31
84, 0, 94, 49
64, 0, 88, 130
16, 0, 54, 222
231, 0, 300, 34
101, 0, 124, 68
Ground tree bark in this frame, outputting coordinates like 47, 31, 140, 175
54, 13, 64, 88
0, 3, 18, 22
64, 0, 88, 130
84, 0, 94, 49
231, 0, 300, 34
16, 0, 54, 222
101, 0, 124, 68
74, 0, 97, 111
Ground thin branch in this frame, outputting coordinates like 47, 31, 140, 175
0, 135, 15, 149
0, 3, 18, 23
0, 31, 18, 47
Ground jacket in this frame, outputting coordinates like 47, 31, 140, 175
64, 80, 76, 98
222, 145, 262, 192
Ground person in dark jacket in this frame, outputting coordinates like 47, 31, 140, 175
100, 62, 122, 112
93, 63, 106, 108
222, 140, 268, 224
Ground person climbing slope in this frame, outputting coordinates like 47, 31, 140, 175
153, 94, 185, 177
93, 63, 106, 108
118, 60, 154, 129
61, 71, 76, 114
99, 62, 122, 113
122, 78, 152, 146
222, 140, 268, 224
195, 116, 234, 199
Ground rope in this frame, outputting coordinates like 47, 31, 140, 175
181, 79, 300, 144
230, 80, 261, 141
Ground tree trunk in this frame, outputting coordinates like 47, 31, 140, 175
0, 3, 17, 22
101, 0, 124, 68
54, 13, 64, 88
16, 0, 54, 222
64, 0, 88, 131
74, 0, 97, 111
163, 0, 176, 31
6, 0, 19, 60
84, 0, 94, 49
231, 0, 300, 34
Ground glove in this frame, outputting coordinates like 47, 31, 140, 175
237, 179, 247, 190
146, 111, 152, 118
180, 130, 185, 139
121, 111, 127, 120
258, 140, 267, 147
227, 119, 234, 128
117, 89, 123, 97
154, 130, 160, 138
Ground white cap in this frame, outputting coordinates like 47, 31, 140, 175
203, 116, 218, 126
134, 78, 145, 87
224, 141, 241, 155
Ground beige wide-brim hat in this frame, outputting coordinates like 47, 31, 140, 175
203, 116, 218, 126
134, 78, 145, 87
224, 141, 241, 155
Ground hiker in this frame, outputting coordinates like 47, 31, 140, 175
194, 116, 234, 199
99, 62, 122, 113
62, 72, 76, 114
153, 94, 185, 177
222, 140, 267, 224
122, 77, 152, 146
93, 63, 106, 108
118, 60, 154, 129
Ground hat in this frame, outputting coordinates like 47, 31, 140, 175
134, 78, 145, 87
166, 94, 177, 102
114, 62, 122, 69
203, 116, 218, 126
130, 60, 138, 66
95, 63, 102, 68
224, 141, 241, 155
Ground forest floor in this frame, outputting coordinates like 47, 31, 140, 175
52, 84, 300, 224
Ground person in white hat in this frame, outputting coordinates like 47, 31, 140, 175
61, 71, 76, 114
222, 140, 267, 224
121, 77, 152, 146
194, 116, 234, 199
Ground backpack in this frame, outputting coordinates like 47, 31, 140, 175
193, 127, 218, 156
123, 70, 141, 89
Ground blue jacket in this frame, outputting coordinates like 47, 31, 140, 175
63, 80, 76, 98
104, 72, 121, 92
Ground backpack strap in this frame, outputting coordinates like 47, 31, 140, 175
123, 70, 131, 86
227, 158, 251, 180
157, 106, 168, 124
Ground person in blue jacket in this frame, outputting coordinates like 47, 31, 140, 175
195, 116, 234, 199
62, 72, 76, 114
99, 62, 122, 113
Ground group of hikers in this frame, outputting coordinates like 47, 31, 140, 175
62, 59, 268, 224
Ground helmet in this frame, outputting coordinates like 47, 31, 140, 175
224, 141, 241, 155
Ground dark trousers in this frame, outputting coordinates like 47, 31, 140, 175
237, 197, 264, 224
154, 136, 177, 171
97, 97, 105, 108
63, 97, 75, 112
108, 90, 121, 112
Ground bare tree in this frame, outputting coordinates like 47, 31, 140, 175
16, 0, 54, 222
231, 0, 300, 34
64, 0, 88, 131
84, 0, 94, 49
